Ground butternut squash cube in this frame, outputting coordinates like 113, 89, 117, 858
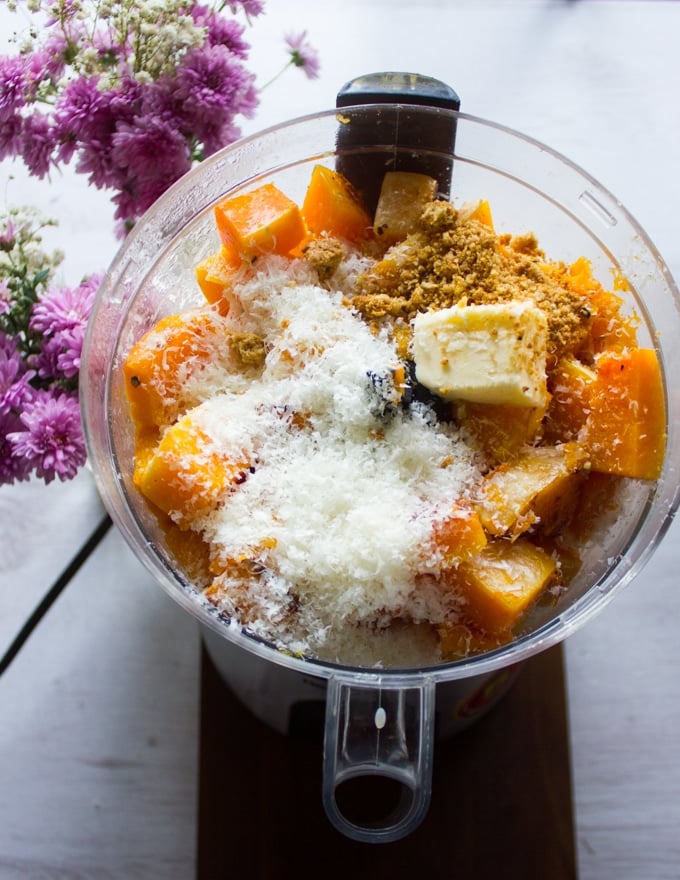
542, 256, 638, 355
585, 347, 666, 480
135, 413, 248, 525
477, 442, 587, 537
438, 622, 512, 660
373, 171, 437, 244
558, 470, 622, 548
194, 246, 241, 305
544, 357, 596, 443
160, 516, 212, 585
458, 198, 495, 231
123, 309, 230, 431
457, 401, 545, 466
430, 505, 488, 568
132, 424, 161, 489
585, 286, 638, 354
530, 469, 587, 537
301, 165, 372, 242
214, 182, 306, 258
451, 538, 558, 633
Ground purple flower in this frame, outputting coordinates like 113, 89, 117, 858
0, 332, 35, 415
21, 111, 56, 178
0, 281, 10, 316
30, 275, 99, 336
37, 33, 70, 81
200, 119, 243, 159
284, 31, 320, 80
238, 0, 264, 17
29, 275, 99, 382
43, 0, 81, 27
109, 115, 191, 222
34, 324, 86, 380
0, 219, 16, 251
175, 44, 258, 123
192, 5, 250, 58
53, 77, 118, 169
0, 113, 23, 161
0, 410, 33, 484
171, 44, 258, 157
8, 388, 86, 483
0, 331, 18, 358
33, 335, 61, 381
0, 56, 26, 123
55, 324, 86, 378
21, 47, 59, 98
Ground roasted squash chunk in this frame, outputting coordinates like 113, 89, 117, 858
214, 182, 306, 258
430, 505, 488, 567
123, 309, 231, 431
585, 347, 666, 480
438, 622, 512, 660
301, 164, 372, 242
458, 198, 495, 231
448, 538, 558, 634
457, 401, 545, 466
135, 413, 249, 525
373, 171, 437, 245
194, 246, 241, 306
543, 357, 596, 443
477, 442, 588, 537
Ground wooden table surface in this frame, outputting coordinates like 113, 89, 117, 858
2, 2, 680, 878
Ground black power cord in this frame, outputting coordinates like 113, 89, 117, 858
0, 512, 113, 677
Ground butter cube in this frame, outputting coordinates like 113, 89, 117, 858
412, 301, 549, 407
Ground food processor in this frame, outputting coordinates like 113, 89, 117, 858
80, 73, 680, 843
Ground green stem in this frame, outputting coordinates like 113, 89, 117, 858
259, 59, 294, 91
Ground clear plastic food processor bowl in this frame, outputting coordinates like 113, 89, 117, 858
81, 104, 680, 843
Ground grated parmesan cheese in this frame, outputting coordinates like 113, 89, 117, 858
170, 258, 485, 662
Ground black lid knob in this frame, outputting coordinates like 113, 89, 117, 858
336, 72, 460, 111
335, 72, 461, 212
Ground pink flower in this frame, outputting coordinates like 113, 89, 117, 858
0, 57, 26, 123
8, 389, 86, 484
0, 282, 10, 316
0, 333, 35, 415
0, 220, 16, 251
0, 410, 33, 483
173, 44, 258, 154
284, 31, 320, 80
30, 275, 99, 336
109, 114, 192, 222
53, 77, 121, 170
21, 111, 56, 178
192, 6, 251, 59
0, 115, 23, 162
55, 325, 86, 378
235, 0, 266, 17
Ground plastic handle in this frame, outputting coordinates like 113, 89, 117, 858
322, 671, 436, 843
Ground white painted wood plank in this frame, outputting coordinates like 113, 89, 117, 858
0, 471, 105, 653
566, 515, 680, 880
0, 526, 200, 880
